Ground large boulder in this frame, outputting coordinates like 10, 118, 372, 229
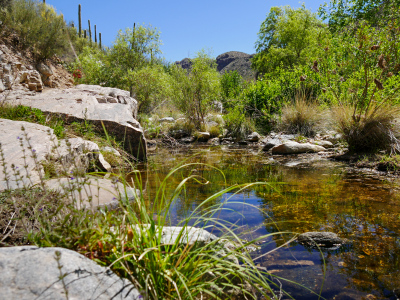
0, 120, 116, 192
271, 141, 326, 154
0, 246, 142, 300
7, 84, 146, 160
0, 119, 56, 191
45, 177, 139, 210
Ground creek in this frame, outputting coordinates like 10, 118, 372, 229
136, 145, 400, 299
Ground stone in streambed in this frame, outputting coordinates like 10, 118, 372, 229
272, 141, 326, 154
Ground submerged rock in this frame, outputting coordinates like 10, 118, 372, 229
297, 232, 344, 250
0, 246, 141, 300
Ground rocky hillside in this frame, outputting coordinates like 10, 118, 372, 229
175, 51, 256, 80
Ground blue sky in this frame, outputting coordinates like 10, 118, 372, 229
46, 0, 326, 62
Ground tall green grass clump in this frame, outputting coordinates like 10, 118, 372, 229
0, 127, 286, 299
0, 0, 70, 61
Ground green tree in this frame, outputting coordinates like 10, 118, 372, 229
171, 51, 221, 129
125, 64, 172, 114
105, 25, 161, 87
319, 0, 400, 31
252, 5, 327, 75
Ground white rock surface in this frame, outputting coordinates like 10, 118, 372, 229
0, 246, 142, 300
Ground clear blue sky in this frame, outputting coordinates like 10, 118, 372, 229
46, 0, 326, 62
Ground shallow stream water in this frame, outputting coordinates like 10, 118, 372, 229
136, 145, 400, 299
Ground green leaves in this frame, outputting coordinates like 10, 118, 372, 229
253, 5, 327, 74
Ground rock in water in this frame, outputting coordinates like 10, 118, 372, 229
0, 246, 142, 300
297, 232, 344, 250
272, 141, 326, 154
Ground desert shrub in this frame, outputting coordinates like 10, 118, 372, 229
332, 103, 400, 153
125, 64, 172, 114
171, 51, 221, 129
279, 93, 326, 137
70, 46, 107, 85
223, 104, 255, 140
220, 70, 245, 110
0, 0, 69, 61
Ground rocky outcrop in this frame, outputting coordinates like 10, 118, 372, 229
175, 51, 256, 80
0, 43, 73, 92
271, 141, 326, 155
6, 84, 146, 160
0, 246, 142, 300
216, 51, 256, 80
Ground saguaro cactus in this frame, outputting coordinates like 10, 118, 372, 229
84, 30, 86, 39
99, 33, 102, 49
88, 20, 92, 43
94, 25, 97, 43
78, 4, 82, 38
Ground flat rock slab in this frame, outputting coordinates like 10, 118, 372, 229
0, 119, 56, 191
45, 177, 140, 210
272, 141, 326, 155
0, 246, 142, 300
6, 84, 146, 160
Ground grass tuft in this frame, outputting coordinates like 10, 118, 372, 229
332, 103, 400, 153
279, 93, 326, 137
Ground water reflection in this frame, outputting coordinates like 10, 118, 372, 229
136, 145, 400, 299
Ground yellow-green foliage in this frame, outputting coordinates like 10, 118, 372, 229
0, 0, 69, 60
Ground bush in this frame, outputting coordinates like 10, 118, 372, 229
0, 0, 69, 61
223, 104, 255, 140
332, 103, 400, 153
171, 51, 221, 129
279, 92, 326, 137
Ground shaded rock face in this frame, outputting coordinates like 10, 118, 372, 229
175, 51, 256, 80
216, 51, 256, 80
175, 57, 192, 70
0, 44, 74, 92
6, 84, 146, 160
0, 246, 142, 300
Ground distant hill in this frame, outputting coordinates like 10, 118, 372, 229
175, 51, 256, 81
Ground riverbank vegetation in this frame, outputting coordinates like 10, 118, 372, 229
1, 0, 400, 298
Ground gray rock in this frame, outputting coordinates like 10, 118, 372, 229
37, 62, 53, 77
7, 85, 146, 160
159, 117, 175, 123
262, 138, 281, 151
0, 246, 142, 300
272, 141, 326, 154
208, 137, 220, 146
313, 140, 334, 149
102, 146, 121, 156
45, 177, 139, 209
0, 119, 56, 191
196, 132, 211, 142
297, 232, 344, 250
0, 80, 4, 92
247, 132, 260, 142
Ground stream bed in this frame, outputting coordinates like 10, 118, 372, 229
137, 145, 400, 299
